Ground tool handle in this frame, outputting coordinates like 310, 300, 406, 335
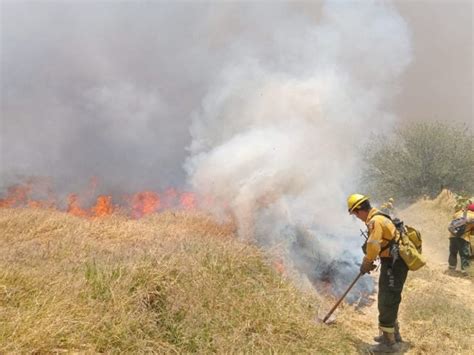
323, 272, 363, 323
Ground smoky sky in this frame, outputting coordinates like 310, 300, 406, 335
0, 0, 472, 195
395, 0, 472, 127
1, 1, 227, 192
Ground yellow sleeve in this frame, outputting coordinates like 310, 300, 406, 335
365, 219, 382, 261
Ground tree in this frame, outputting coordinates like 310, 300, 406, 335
362, 122, 474, 201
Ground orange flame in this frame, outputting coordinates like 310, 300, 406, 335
273, 258, 286, 275
1, 178, 206, 219
0, 184, 31, 207
179, 192, 196, 210
131, 191, 160, 218
66, 193, 88, 217
92, 195, 114, 217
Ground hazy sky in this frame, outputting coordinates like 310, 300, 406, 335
395, 0, 472, 127
0, 0, 472, 193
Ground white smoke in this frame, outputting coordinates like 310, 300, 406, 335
185, 0, 412, 295
1, 0, 413, 297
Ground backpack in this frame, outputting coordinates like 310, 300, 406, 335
372, 212, 426, 271
448, 211, 468, 238
394, 220, 426, 271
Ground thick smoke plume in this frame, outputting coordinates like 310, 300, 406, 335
185, 1, 412, 296
1, 1, 224, 193
2, 1, 412, 298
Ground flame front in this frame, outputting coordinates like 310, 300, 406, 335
67, 194, 88, 217
179, 192, 196, 210
92, 195, 114, 217
1, 178, 199, 219
0, 184, 31, 207
131, 191, 160, 218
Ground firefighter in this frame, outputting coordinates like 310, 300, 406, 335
448, 203, 474, 276
348, 194, 408, 353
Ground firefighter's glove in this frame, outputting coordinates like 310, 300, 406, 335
360, 259, 376, 274
361, 241, 367, 255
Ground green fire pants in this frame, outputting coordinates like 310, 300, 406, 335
378, 257, 409, 332
448, 237, 471, 271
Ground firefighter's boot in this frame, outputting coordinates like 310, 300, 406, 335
370, 331, 401, 353
374, 322, 402, 343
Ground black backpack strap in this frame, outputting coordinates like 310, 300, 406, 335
371, 211, 393, 221
369, 211, 400, 250
380, 239, 395, 252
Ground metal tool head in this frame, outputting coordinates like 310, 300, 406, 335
315, 308, 337, 325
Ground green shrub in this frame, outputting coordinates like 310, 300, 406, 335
362, 122, 474, 201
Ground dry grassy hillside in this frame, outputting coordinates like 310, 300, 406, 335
397, 191, 473, 353
0, 208, 354, 353
1, 191, 472, 353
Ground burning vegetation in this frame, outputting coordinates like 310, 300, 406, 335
0, 177, 197, 219
0, 176, 378, 307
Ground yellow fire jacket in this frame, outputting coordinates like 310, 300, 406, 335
449, 210, 474, 242
364, 208, 397, 262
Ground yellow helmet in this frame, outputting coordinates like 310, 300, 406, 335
347, 193, 369, 213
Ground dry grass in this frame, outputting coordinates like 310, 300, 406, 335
0, 208, 355, 353
2, 190, 472, 353
397, 190, 473, 353
400, 267, 473, 354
